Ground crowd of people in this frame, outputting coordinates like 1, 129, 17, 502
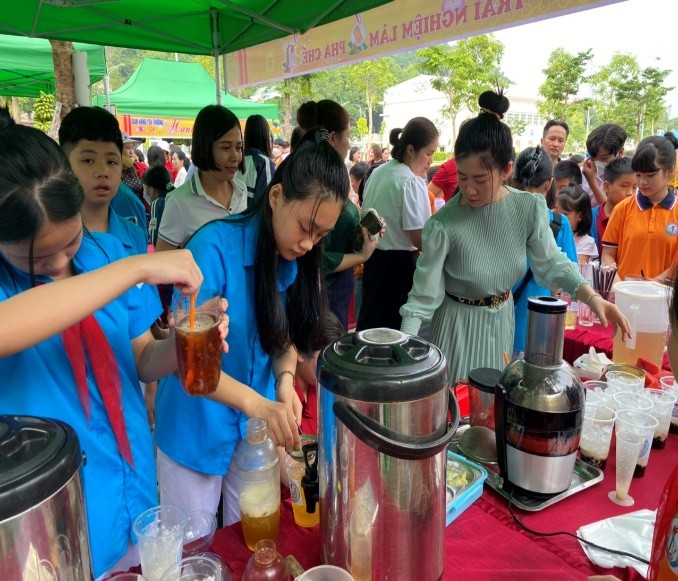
1, 86, 677, 578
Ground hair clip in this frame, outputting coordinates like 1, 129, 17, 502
315, 128, 330, 143
479, 107, 501, 120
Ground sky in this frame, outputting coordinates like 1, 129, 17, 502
490, 0, 677, 119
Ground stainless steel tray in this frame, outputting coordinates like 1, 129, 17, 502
482, 458, 604, 511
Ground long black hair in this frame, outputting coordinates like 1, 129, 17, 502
252, 128, 349, 356
244, 114, 272, 157
0, 107, 84, 268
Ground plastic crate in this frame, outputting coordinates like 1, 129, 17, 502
445, 450, 487, 527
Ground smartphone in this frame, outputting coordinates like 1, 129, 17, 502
354, 208, 382, 250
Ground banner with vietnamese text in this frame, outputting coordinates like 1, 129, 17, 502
225, 0, 624, 89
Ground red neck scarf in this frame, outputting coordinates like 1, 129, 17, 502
39, 277, 135, 469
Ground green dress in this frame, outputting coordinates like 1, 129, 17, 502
400, 188, 585, 384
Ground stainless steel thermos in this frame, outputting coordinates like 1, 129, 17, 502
317, 328, 459, 580
0, 416, 91, 579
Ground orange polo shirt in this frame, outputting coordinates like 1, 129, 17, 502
602, 190, 678, 280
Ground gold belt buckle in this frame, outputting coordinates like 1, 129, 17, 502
490, 295, 501, 309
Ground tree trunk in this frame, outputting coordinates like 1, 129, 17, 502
366, 86, 373, 137
50, 40, 76, 125
11, 97, 21, 122
283, 78, 292, 142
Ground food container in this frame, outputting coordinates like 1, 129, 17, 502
445, 451, 487, 526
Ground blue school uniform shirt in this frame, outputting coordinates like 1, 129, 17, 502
108, 207, 148, 255
110, 182, 148, 233
512, 210, 578, 353
154, 214, 298, 475
0, 232, 162, 578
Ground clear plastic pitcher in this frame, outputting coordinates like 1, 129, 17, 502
612, 281, 672, 367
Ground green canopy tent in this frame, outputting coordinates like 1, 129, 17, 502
0, 0, 392, 101
0, 33, 105, 97
92, 58, 277, 119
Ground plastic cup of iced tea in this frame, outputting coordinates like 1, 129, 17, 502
174, 290, 222, 396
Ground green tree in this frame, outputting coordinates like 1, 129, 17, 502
538, 48, 592, 121
590, 53, 672, 142
417, 34, 506, 141
344, 58, 399, 136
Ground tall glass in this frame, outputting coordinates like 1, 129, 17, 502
644, 388, 677, 449
578, 264, 594, 327
579, 404, 616, 470
133, 506, 187, 581
173, 290, 222, 396
615, 409, 658, 478
608, 430, 644, 506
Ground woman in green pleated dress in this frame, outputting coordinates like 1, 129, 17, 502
399, 90, 631, 384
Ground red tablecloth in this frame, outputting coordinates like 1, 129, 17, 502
563, 322, 671, 371
209, 435, 678, 580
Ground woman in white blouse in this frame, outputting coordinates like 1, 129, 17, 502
356, 117, 439, 331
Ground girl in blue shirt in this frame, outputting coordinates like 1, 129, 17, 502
0, 108, 228, 579
511, 145, 578, 355
154, 129, 350, 524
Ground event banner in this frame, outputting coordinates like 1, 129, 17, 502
224, 0, 624, 90
118, 114, 194, 139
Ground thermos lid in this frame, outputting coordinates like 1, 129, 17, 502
0, 416, 81, 522
468, 368, 502, 394
527, 296, 567, 314
317, 328, 448, 402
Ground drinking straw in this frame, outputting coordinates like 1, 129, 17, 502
189, 294, 196, 330
503, 352, 509, 365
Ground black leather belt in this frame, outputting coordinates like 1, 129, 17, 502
445, 290, 511, 309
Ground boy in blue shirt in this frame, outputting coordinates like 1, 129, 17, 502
59, 107, 148, 256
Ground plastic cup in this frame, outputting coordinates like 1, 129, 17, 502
297, 565, 356, 580
607, 364, 646, 383
585, 390, 601, 406
606, 371, 644, 393
584, 380, 613, 410
660, 376, 676, 390
109, 575, 147, 581
182, 511, 217, 557
615, 409, 659, 478
159, 554, 230, 581
173, 290, 222, 396
608, 430, 644, 506
133, 506, 188, 581
579, 404, 616, 470
613, 391, 653, 413
644, 388, 677, 449
285, 453, 319, 528
659, 377, 678, 434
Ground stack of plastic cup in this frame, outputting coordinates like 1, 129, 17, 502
659, 376, 678, 434
615, 409, 659, 478
644, 388, 677, 449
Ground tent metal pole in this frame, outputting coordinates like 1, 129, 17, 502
214, 54, 222, 105
210, 8, 222, 105
103, 74, 111, 112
